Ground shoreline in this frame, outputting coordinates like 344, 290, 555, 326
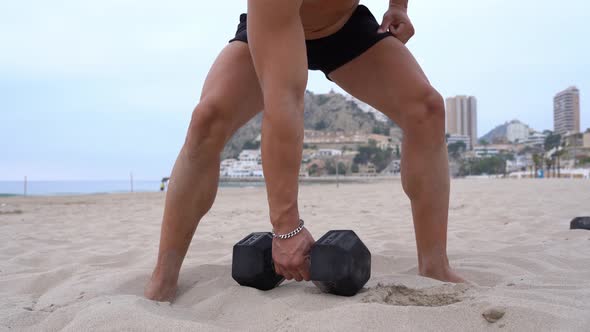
3, 175, 590, 197
0, 176, 400, 197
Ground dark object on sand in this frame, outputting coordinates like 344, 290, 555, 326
232, 232, 284, 291
232, 230, 371, 296
570, 217, 590, 230
482, 306, 506, 323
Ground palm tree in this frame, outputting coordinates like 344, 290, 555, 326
532, 153, 543, 178
552, 148, 566, 178
544, 158, 553, 178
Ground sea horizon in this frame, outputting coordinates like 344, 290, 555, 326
0, 179, 274, 197
0, 180, 163, 196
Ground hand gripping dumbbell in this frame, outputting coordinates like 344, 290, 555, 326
231, 230, 371, 296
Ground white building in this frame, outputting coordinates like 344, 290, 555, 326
238, 150, 262, 164
506, 155, 529, 172
446, 134, 472, 150
473, 146, 500, 157
522, 131, 547, 147
220, 150, 264, 178
506, 120, 530, 143
317, 149, 343, 157
220, 159, 237, 168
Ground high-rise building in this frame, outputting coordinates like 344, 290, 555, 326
445, 95, 478, 148
446, 134, 472, 150
506, 120, 530, 143
584, 130, 590, 148
554, 86, 580, 135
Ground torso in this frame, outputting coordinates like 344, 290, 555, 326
300, 0, 360, 39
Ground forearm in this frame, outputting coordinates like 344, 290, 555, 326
247, 0, 307, 233
389, 0, 408, 9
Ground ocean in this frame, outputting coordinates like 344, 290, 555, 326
0, 180, 163, 196
0, 180, 266, 196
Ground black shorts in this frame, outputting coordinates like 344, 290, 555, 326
229, 5, 393, 79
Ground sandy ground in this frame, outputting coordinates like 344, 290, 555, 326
1, 179, 589, 331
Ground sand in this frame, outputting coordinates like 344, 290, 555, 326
1, 179, 589, 331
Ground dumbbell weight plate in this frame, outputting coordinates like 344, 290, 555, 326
310, 230, 371, 297
232, 232, 284, 291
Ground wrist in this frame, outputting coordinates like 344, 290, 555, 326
270, 205, 300, 233
389, 0, 408, 9
272, 219, 305, 240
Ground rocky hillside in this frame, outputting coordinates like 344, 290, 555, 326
480, 119, 533, 144
221, 91, 397, 159
480, 123, 509, 144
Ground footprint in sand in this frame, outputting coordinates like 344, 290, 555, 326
361, 283, 471, 307
450, 204, 466, 210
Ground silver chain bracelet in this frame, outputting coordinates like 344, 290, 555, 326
271, 219, 305, 240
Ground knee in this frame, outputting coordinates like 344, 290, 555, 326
400, 88, 446, 143
185, 101, 233, 157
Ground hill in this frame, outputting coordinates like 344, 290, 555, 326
480, 123, 508, 144
221, 91, 397, 159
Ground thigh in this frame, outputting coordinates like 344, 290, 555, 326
328, 36, 434, 127
199, 41, 264, 132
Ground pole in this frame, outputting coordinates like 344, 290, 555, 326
336, 157, 339, 188
130, 172, 134, 193
24, 176, 27, 197
557, 154, 561, 178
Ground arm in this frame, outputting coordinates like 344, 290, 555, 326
379, 0, 415, 44
247, 0, 314, 282
390, 0, 408, 8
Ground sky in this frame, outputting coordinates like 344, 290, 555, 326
1, 0, 589, 180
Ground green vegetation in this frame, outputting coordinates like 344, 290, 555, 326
325, 160, 336, 175
325, 160, 348, 175
544, 132, 561, 151
501, 152, 515, 161
308, 164, 319, 176
242, 140, 260, 150
459, 156, 506, 176
447, 141, 467, 159
338, 162, 347, 175
353, 140, 394, 172
371, 124, 390, 135
314, 120, 328, 130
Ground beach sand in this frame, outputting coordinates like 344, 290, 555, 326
1, 179, 589, 331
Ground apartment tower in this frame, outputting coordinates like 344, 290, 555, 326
554, 86, 580, 135
445, 95, 478, 148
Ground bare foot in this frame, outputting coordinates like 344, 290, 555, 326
144, 274, 178, 302
419, 265, 467, 283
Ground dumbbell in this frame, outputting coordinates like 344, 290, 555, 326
231, 230, 371, 296
571, 216, 590, 230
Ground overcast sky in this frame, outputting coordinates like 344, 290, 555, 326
1, 0, 588, 180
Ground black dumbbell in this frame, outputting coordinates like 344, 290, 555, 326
571, 216, 590, 230
232, 230, 371, 296
231, 232, 284, 290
